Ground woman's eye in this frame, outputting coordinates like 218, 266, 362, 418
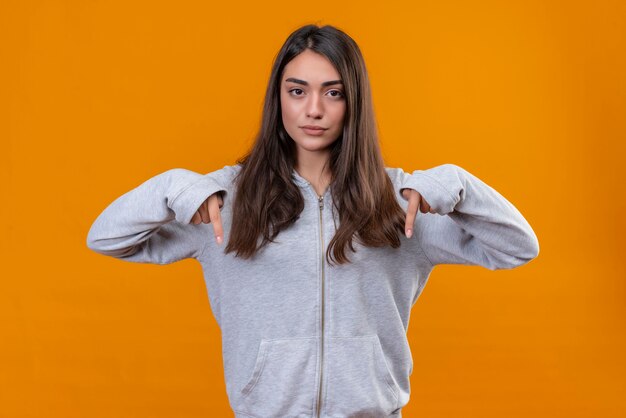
289, 88, 304, 95
328, 90, 344, 98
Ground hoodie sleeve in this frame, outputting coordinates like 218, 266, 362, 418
399, 163, 539, 270
86, 168, 227, 265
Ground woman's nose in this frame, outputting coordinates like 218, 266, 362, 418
306, 94, 323, 118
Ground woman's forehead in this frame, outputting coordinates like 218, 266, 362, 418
282, 50, 341, 84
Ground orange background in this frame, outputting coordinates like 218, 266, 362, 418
1, 0, 625, 417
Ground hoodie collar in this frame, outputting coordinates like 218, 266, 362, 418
291, 168, 333, 201
291, 168, 311, 188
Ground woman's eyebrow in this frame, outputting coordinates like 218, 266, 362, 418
285, 77, 343, 87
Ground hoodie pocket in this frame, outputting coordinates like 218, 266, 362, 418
323, 335, 399, 416
239, 336, 318, 417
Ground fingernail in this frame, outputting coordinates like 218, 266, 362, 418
406, 228, 412, 238
216, 236, 223, 245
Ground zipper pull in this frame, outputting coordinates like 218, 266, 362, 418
318, 195, 324, 210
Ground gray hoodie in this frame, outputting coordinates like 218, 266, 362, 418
86, 163, 539, 418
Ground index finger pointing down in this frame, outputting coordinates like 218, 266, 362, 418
208, 194, 224, 245
405, 190, 420, 238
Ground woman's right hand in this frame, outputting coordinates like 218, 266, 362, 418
190, 192, 224, 244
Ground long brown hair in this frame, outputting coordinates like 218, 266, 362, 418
224, 24, 406, 265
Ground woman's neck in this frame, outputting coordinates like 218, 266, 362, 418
294, 151, 332, 197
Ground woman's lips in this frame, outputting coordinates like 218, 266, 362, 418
301, 126, 327, 136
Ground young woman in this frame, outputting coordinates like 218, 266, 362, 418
87, 24, 539, 418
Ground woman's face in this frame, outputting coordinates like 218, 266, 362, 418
280, 49, 346, 161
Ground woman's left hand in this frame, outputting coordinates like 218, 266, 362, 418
401, 188, 436, 238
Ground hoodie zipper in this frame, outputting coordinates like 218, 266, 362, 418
315, 194, 325, 418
